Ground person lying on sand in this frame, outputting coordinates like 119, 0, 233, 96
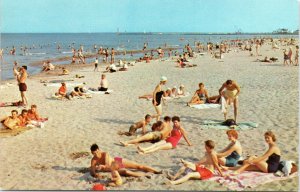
255, 56, 278, 63
137, 116, 192, 154
18, 109, 30, 127
1, 110, 21, 130
217, 130, 242, 168
120, 116, 172, 147
90, 144, 161, 179
165, 140, 223, 185
27, 104, 45, 122
118, 114, 152, 136
222, 131, 281, 175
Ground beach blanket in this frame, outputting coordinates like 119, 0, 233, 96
87, 89, 113, 94
208, 170, 297, 191
189, 103, 220, 109
0, 127, 32, 138
201, 120, 258, 130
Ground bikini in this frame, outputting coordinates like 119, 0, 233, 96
266, 153, 281, 173
165, 128, 182, 148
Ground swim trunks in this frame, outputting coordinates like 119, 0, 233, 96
19, 83, 27, 92
224, 89, 237, 99
152, 131, 162, 142
195, 165, 213, 180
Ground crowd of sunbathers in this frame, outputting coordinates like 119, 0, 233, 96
0, 104, 47, 130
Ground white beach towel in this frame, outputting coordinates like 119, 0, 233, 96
189, 103, 221, 109
221, 96, 227, 113
87, 89, 113, 94
201, 120, 258, 130
44, 83, 85, 87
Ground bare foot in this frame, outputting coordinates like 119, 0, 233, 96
119, 141, 128, 147
137, 145, 145, 152
137, 150, 144, 155
166, 171, 175, 181
163, 180, 172, 185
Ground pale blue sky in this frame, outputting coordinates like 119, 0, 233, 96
1, 0, 299, 33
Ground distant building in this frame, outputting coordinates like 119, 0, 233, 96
272, 28, 290, 34
293, 29, 299, 34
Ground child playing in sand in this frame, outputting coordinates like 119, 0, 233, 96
177, 85, 185, 96
118, 114, 152, 136
165, 140, 223, 185
108, 162, 123, 187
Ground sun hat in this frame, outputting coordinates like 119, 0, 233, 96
160, 76, 167, 82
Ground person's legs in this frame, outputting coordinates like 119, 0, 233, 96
168, 166, 187, 180
153, 104, 162, 121
20, 91, 28, 105
118, 169, 147, 177
170, 172, 201, 185
120, 132, 154, 146
233, 98, 238, 122
122, 159, 161, 173
138, 140, 167, 152
139, 142, 172, 154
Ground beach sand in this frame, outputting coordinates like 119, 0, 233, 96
0, 42, 298, 190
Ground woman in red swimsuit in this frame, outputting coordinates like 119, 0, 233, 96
137, 116, 192, 154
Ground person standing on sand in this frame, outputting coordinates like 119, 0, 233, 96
255, 40, 260, 56
288, 47, 294, 66
219, 80, 240, 122
152, 76, 167, 121
295, 45, 299, 66
94, 57, 99, 72
111, 48, 115, 64
0, 48, 3, 60
17, 66, 28, 106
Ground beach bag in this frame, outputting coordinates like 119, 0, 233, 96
222, 119, 237, 127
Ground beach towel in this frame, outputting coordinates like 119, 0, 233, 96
87, 89, 113, 94
0, 127, 32, 138
44, 83, 85, 87
201, 120, 258, 130
208, 170, 297, 191
189, 103, 221, 109
0, 101, 24, 107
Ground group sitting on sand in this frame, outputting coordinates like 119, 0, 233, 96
1, 104, 47, 130
91, 118, 296, 187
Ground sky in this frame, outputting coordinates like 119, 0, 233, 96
0, 0, 299, 33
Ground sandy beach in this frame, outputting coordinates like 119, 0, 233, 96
0, 41, 298, 191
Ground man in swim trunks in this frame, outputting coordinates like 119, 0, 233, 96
219, 80, 240, 122
90, 144, 161, 178
120, 116, 172, 146
166, 140, 223, 185
118, 114, 152, 136
2, 110, 21, 130
17, 66, 28, 106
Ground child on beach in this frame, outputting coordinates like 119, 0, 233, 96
118, 114, 152, 136
107, 162, 123, 187
165, 140, 223, 185
94, 58, 99, 72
